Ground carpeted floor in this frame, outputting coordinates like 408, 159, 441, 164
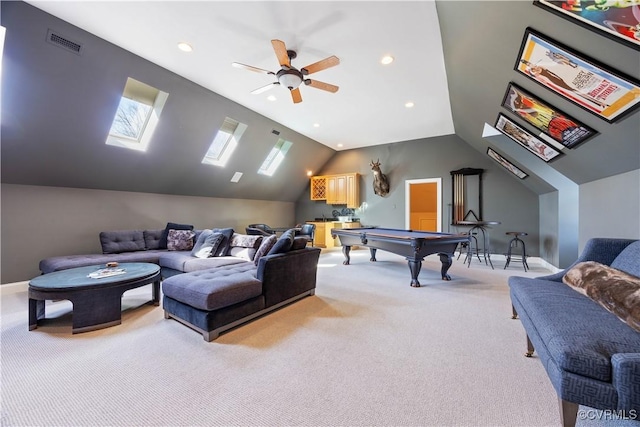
1, 249, 638, 426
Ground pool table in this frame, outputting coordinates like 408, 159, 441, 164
331, 227, 470, 287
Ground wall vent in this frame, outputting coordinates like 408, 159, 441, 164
271, 129, 280, 135
46, 29, 83, 55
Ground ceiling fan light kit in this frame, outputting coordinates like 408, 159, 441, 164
277, 68, 303, 90
233, 39, 340, 104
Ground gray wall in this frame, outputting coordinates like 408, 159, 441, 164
1, 184, 294, 283
538, 192, 560, 267
578, 170, 640, 249
296, 134, 541, 257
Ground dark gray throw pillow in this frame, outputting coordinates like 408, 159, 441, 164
267, 229, 295, 256
212, 228, 234, 257
159, 222, 194, 249
191, 231, 224, 259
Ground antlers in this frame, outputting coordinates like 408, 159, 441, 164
370, 159, 381, 168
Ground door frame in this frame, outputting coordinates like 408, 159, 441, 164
405, 178, 442, 232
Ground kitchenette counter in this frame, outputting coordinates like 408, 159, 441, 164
306, 221, 361, 248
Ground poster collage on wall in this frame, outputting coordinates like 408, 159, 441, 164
487, 0, 640, 179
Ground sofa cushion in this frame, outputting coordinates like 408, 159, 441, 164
610, 241, 640, 278
229, 247, 257, 261
143, 229, 164, 250
510, 277, 640, 382
158, 251, 247, 273
39, 250, 168, 273
268, 229, 295, 256
212, 228, 234, 257
100, 230, 146, 254
167, 229, 196, 251
162, 265, 261, 311
291, 236, 309, 250
254, 234, 277, 266
159, 222, 194, 249
190, 230, 224, 259
563, 261, 640, 332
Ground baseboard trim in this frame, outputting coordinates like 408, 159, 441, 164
0, 281, 29, 295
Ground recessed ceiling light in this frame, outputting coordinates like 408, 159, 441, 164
177, 42, 193, 52
313, 123, 320, 128
337, 143, 343, 148
405, 101, 415, 108
381, 55, 394, 65
267, 95, 277, 101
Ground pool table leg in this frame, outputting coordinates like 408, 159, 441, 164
407, 260, 422, 287
342, 245, 351, 265
369, 248, 377, 262
439, 253, 453, 281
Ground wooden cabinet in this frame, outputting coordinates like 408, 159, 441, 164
310, 173, 359, 208
307, 222, 360, 248
307, 221, 343, 248
341, 221, 361, 229
346, 173, 359, 208
327, 175, 347, 204
310, 176, 327, 201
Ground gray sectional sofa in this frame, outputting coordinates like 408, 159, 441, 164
509, 238, 640, 427
38, 226, 321, 340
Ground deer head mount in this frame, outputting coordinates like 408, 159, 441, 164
370, 159, 390, 197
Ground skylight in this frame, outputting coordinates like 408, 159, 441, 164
202, 117, 247, 167
258, 138, 293, 176
106, 77, 168, 152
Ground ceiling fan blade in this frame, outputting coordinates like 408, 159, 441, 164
271, 39, 290, 68
251, 82, 280, 95
232, 62, 274, 75
304, 79, 339, 93
290, 88, 302, 104
301, 56, 340, 75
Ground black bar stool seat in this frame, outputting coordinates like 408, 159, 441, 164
504, 231, 529, 271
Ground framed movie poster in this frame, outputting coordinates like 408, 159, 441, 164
533, 1, 640, 51
501, 82, 598, 149
495, 113, 562, 162
487, 148, 528, 179
515, 28, 640, 123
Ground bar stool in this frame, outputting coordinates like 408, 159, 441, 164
457, 231, 480, 263
504, 232, 529, 271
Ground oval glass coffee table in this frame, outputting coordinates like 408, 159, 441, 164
29, 263, 161, 334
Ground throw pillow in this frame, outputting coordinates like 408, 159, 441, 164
191, 230, 224, 259
159, 222, 194, 249
167, 229, 196, 251
267, 229, 295, 256
291, 236, 308, 250
254, 234, 278, 266
211, 228, 234, 257
230, 233, 263, 249
563, 261, 640, 332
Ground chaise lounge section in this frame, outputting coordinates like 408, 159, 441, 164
162, 231, 321, 340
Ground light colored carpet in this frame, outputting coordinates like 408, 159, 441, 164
1, 250, 638, 427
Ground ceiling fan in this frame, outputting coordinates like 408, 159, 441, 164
232, 39, 339, 104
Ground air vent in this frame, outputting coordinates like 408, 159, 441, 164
46, 29, 83, 55
271, 129, 280, 135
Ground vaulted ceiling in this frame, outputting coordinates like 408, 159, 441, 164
26, 1, 455, 152
7, 1, 640, 198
